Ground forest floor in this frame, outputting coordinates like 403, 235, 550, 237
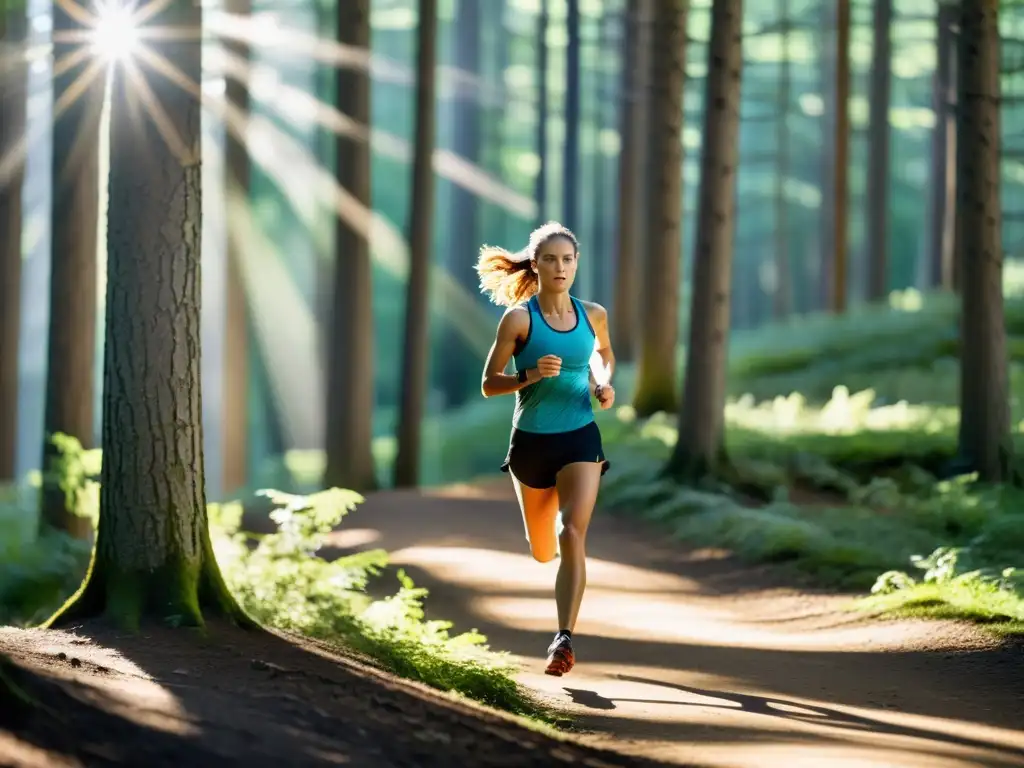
2, 478, 1024, 768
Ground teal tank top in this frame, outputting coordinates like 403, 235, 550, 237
512, 295, 596, 434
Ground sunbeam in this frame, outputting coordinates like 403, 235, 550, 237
89, 1, 140, 61
129, 41, 497, 357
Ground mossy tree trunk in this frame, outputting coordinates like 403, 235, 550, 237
632, 0, 687, 418
0, 0, 27, 482
40, 0, 103, 536
48, 0, 250, 631
865, 0, 892, 302
394, 0, 438, 488
668, 0, 743, 481
955, 0, 1014, 483
323, 0, 377, 493
611, 0, 643, 361
221, 0, 252, 498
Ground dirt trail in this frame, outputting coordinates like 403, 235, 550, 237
326, 480, 1024, 768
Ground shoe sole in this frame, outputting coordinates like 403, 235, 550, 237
544, 648, 574, 676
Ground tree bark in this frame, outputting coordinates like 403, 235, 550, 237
832, 0, 850, 312
563, 0, 580, 234
955, 0, 1013, 483
865, 0, 893, 302
772, 0, 792, 319
394, 0, 437, 489
927, 2, 958, 291
669, 0, 743, 480
323, 0, 377, 492
0, 0, 27, 482
534, 0, 548, 222
41, 0, 104, 536
818, 2, 836, 311
632, 0, 687, 418
611, 0, 643, 360
221, 0, 251, 498
48, 0, 250, 631
438, 0, 481, 409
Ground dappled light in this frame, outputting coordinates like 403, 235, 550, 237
4, 0, 1024, 765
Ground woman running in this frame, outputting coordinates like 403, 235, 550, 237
477, 221, 615, 677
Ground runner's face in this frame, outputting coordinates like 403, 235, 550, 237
532, 237, 578, 293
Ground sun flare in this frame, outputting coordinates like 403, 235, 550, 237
90, 4, 140, 61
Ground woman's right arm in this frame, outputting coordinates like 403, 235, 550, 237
481, 308, 540, 397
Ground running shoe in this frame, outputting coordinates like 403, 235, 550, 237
544, 631, 575, 676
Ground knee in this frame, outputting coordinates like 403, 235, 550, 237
527, 534, 558, 563
531, 548, 558, 564
558, 521, 586, 551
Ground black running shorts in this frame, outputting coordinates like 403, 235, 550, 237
500, 420, 610, 490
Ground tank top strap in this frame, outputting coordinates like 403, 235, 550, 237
572, 296, 596, 338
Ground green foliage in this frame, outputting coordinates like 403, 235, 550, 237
726, 289, 1024, 410
0, 442, 556, 724
596, 393, 1024, 634
0, 483, 92, 627
213, 488, 552, 720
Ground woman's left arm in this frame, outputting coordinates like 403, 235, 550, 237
583, 301, 616, 405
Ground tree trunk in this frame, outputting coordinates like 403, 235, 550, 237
955, 0, 1013, 483
818, 2, 836, 312
563, 0, 580, 233
438, 0, 481, 409
221, 0, 251, 498
669, 0, 743, 480
588, 9, 611, 306
323, 0, 376, 493
832, 0, 850, 313
611, 0, 643, 360
394, 0, 437, 489
48, 0, 250, 631
632, 0, 687, 418
927, 2, 958, 291
0, 1, 27, 483
772, 0, 792, 320
534, 0, 548, 222
865, 0, 893, 302
41, 0, 104, 536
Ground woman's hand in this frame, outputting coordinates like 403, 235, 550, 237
536, 354, 562, 378
595, 384, 615, 410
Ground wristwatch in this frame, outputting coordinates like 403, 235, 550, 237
517, 368, 529, 383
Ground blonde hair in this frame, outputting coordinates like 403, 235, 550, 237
475, 221, 579, 307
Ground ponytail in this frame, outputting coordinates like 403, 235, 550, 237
476, 245, 539, 307
475, 221, 579, 307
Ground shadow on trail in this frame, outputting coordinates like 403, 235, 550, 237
562, 675, 1024, 764
2, 620, 682, 768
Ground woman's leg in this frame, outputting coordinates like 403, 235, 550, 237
510, 475, 560, 563
552, 461, 602, 630
544, 460, 602, 676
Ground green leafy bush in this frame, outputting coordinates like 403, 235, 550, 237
212, 488, 551, 719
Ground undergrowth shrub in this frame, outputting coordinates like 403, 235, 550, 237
598, 397, 1024, 632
